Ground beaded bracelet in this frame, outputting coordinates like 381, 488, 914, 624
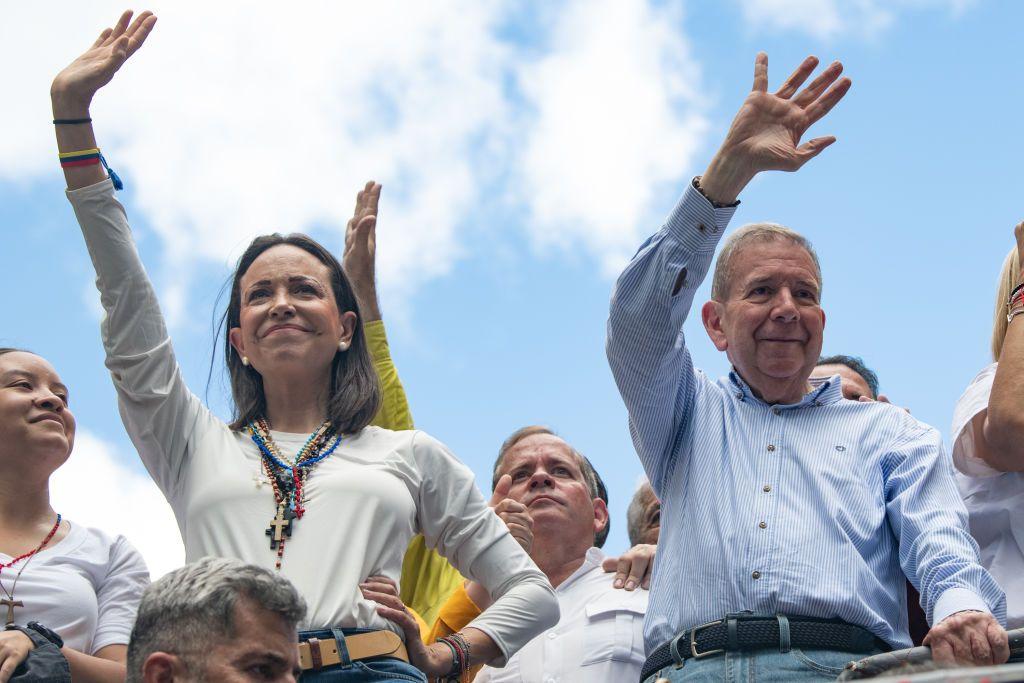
58, 148, 124, 190
436, 632, 471, 682
1008, 281, 1024, 307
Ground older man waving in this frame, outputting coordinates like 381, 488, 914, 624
606, 53, 1008, 682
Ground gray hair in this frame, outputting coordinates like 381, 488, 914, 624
626, 479, 656, 547
710, 222, 822, 301
126, 557, 306, 682
493, 425, 610, 549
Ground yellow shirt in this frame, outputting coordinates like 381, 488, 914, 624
426, 584, 485, 682
365, 320, 464, 627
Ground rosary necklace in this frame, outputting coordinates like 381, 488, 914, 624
248, 418, 341, 570
0, 513, 62, 626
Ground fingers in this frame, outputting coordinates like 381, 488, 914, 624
108, 10, 134, 44
930, 638, 955, 665
791, 136, 836, 170
623, 554, 649, 591
988, 620, 1011, 664
366, 181, 381, 217
969, 629, 993, 666
876, 394, 890, 403
774, 55, 819, 99
490, 474, 513, 507
360, 575, 399, 597
612, 556, 631, 589
791, 60, 843, 108
752, 52, 769, 92
857, 395, 874, 403
803, 77, 852, 126
125, 12, 158, 58
91, 27, 114, 49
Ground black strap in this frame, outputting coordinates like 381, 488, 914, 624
640, 616, 889, 682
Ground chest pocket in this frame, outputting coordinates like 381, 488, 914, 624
579, 597, 646, 666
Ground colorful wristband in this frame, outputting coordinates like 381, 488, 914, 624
57, 148, 124, 190
53, 118, 92, 125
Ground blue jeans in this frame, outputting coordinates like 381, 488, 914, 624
298, 628, 426, 682
642, 647, 885, 682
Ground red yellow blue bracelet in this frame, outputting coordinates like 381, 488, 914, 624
58, 148, 124, 190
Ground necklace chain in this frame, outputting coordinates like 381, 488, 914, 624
0, 513, 62, 625
248, 419, 341, 570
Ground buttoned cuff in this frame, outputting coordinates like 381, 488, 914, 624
932, 587, 993, 625
664, 181, 740, 254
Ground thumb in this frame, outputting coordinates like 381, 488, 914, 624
490, 474, 512, 507
794, 136, 836, 166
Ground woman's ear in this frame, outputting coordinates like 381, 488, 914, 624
228, 327, 246, 360
339, 311, 357, 345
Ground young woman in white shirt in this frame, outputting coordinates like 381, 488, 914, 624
950, 221, 1024, 633
50, 11, 558, 682
0, 348, 149, 682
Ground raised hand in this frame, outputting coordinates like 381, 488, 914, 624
701, 53, 852, 204
343, 181, 383, 321
490, 474, 533, 553
51, 10, 158, 117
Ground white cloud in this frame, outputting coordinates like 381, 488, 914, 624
2, 1, 712, 311
736, 0, 975, 40
51, 430, 184, 579
515, 0, 709, 275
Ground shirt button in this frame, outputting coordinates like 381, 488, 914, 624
772, 407, 781, 415
751, 571, 761, 580
766, 444, 775, 452
763, 484, 771, 493
547, 632, 557, 639
759, 521, 767, 529
697, 223, 706, 233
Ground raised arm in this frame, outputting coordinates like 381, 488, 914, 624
607, 53, 850, 487
971, 222, 1024, 472
50, 13, 212, 497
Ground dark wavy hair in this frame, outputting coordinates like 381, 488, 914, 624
218, 234, 380, 434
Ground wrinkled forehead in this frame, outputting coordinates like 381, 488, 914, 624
241, 245, 332, 287
732, 240, 821, 290
501, 434, 582, 474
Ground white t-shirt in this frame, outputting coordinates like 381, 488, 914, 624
476, 548, 649, 683
0, 522, 149, 654
951, 362, 1024, 628
67, 179, 558, 665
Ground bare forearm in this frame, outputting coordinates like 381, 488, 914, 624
461, 627, 501, 668
699, 150, 754, 205
63, 645, 127, 683
983, 316, 1024, 471
51, 89, 106, 191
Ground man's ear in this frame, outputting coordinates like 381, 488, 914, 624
142, 652, 189, 683
593, 497, 610, 537
228, 326, 246, 361
702, 300, 729, 352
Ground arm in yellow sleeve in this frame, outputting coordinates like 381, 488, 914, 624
363, 320, 464, 621
364, 319, 414, 431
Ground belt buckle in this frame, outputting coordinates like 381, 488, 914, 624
690, 618, 724, 660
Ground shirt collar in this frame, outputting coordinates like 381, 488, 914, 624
728, 369, 843, 409
558, 547, 608, 591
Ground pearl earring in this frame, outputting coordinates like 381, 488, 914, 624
241, 356, 250, 366
338, 340, 350, 352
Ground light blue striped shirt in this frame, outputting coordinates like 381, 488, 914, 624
606, 182, 1006, 653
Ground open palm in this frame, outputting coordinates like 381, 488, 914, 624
723, 53, 851, 175
51, 10, 157, 108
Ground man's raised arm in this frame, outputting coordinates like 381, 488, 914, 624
606, 53, 850, 489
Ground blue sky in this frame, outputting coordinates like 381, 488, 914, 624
2, 0, 1023, 575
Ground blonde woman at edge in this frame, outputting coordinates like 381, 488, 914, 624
50, 11, 557, 682
950, 221, 1024, 637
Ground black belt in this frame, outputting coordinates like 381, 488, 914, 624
640, 614, 891, 682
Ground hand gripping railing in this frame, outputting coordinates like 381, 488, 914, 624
837, 628, 1024, 680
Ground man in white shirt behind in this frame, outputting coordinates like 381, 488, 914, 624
474, 426, 650, 683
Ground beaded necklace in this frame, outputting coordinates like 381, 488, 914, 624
248, 418, 341, 570
1, 513, 62, 626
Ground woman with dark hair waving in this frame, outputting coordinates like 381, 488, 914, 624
0, 348, 149, 682
51, 11, 557, 682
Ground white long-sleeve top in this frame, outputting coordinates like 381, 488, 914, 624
67, 179, 558, 664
